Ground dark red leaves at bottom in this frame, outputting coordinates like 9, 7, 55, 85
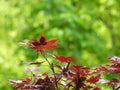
106, 79, 119, 87
81, 84, 93, 90
22, 78, 32, 84
93, 87, 101, 90
10, 80, 24, 87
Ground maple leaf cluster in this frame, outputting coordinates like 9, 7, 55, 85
10, 35, 120, 90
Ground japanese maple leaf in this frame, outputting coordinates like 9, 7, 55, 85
93, 87, 101, 90
108, 56, 120, 62
21, 78, 32, 84
87, 74, 101, 84
93, 66, 108, 74
54, 55, 72, 63
71, 65, 90, 76
10, 80, 24, 87
106, 79, 119, 87
81, 84, 93, 90
107, 56, 120, 73
108, 67, 120, 73
23, 61, 45, 65
29, 35, 59, 52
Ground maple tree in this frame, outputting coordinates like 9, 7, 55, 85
10, 35, 120, 90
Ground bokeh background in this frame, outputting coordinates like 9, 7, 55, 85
0, 0, 120, 89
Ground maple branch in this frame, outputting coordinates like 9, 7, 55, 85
11, 34, 120, 90
42, 53, 59, 90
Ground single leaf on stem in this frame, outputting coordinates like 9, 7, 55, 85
29, 35, 59, 53
23, 61, 45, 65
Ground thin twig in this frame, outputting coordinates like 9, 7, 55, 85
42, 52, 59, 90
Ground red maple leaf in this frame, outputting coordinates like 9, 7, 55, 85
108, 56, 120, 62
102, 79, 119, 88
87, 74, 100, 84
93, 66, 108, 74
108, 67, 120, 73
29, 35, 59, 53
21, 78, 32, 84
71, 65, 90, 76
107, 56, 120, 74
93, 87, 101, 90
43, 40, 58, 50
54, 55, 72, 63
10, 80, 24, 87
23, 61, 45, 65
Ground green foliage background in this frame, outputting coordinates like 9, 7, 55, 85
0, 0, 120, 89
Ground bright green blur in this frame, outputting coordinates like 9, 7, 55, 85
0, 0, 120, 89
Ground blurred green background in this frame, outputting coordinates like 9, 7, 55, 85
0, 0, 120, 89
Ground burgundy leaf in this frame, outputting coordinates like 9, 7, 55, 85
23, 61, 45, 65
29, 35, 59, 52
54, 55, 72, 63
93, 87, 101, 90
94, 66, 108, 74
71, 65, 90, 76
87, 74, 101, 84
10, 80, 24, 87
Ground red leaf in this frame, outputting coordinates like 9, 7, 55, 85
39, 35, 47, 45
10, 80, 24, 87
108, 57, 120, 73
93, 87, 101, 90
43, 39, 59, 50
23, 61, 45, 65
81, 85, 93, 90
29, 35, 59, 52
106, 79, 119, 87
108, 56, 120, 61
94, 66, 108, 74
71, 65, 90, 76
54, 55, 72, 63
87, 74, 101, 84
22, 78, 32, 84
108, 67, 120, 73
21, 85, 42, 89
